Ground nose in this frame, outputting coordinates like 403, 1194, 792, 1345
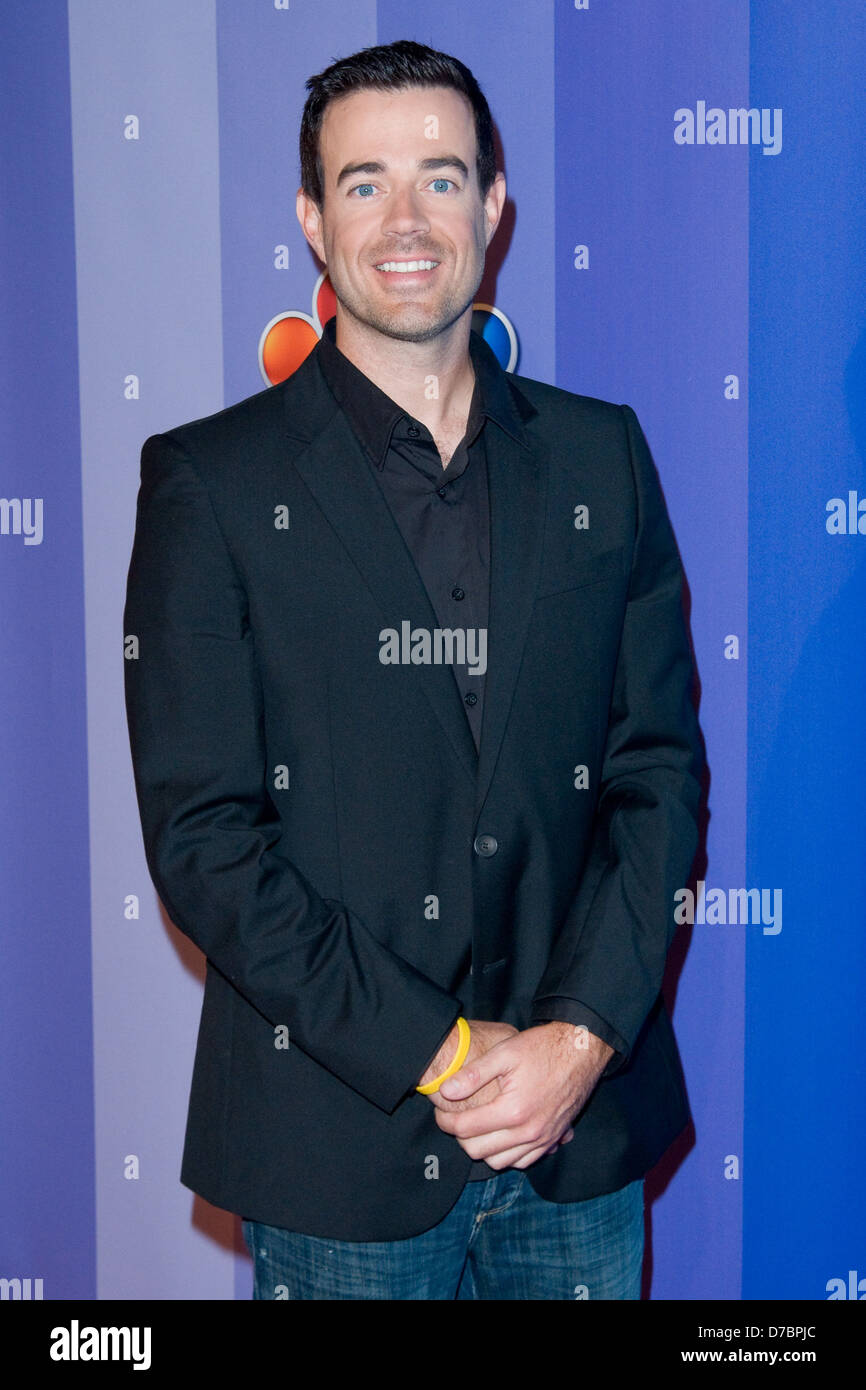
380, 182, 431, 239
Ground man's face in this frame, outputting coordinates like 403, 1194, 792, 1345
297, 85, 505, 344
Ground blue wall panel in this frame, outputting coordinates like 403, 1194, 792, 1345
745, 0, 866, 1299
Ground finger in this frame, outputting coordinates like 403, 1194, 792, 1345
543, 1129, 573, 1150
433, 1102, 505, 1134
455, 1128, 525, 1159
455, 1127, 548, 1163
510, 1144, 556, 1169
476, 1139, 551, 1169
544, 1129, 572, 1153
473, 1125, 575, 1167
437, 1043, 512, 1102
429, 1076, 501, 1113
434, 1096, 524, 1141
543, 1129, 575, 1161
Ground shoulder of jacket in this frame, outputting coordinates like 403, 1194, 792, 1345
507, 368, 628, 430
150, 377, 285, 459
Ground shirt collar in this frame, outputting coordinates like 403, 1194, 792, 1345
315, 313, 529, 469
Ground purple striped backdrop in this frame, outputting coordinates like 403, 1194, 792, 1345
0, 1, 94, 1300
1, 0, 863, 1301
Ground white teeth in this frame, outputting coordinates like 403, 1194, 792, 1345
375, 260, 439, 272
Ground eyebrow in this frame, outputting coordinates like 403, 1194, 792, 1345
335, 155, 470, 189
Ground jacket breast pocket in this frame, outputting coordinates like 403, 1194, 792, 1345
534, 544, 626, 601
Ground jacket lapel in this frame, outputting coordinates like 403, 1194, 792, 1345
474, 425, 547, 814
281, 345, 548, 806
287, 381, 479, 786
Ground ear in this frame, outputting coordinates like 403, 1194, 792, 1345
482, 170, 507, 249
296, 187, 326, 264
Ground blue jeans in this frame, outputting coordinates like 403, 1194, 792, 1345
242, 1173, 644, 1300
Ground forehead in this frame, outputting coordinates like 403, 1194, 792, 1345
319, 85, 477, 166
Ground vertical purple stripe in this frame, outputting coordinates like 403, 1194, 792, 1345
376, 3, 556, 383
69, 0, 228, 1298
214, 1, 378, 1298
555, 3, 749, 1297
216, 1, 377, 408
0, 2, 95, 1295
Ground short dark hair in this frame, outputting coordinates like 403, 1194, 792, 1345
299, 38, 496, 208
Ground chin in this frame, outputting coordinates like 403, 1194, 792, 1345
370, 301, 470, 344
374, 319, 449, 344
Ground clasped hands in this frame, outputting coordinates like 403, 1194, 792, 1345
423, 1019, 614, 1171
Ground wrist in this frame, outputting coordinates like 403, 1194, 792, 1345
417, 1018, 471, 1094
418, 1022, 460, 1090
545, 1021, 614, 1065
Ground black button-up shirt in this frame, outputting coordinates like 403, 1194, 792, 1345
314, 315, 623, 1179
316, 314, 495, 751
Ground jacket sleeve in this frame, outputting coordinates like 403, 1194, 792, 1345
123, 431, 462, 1113
529, 404, 703, 1075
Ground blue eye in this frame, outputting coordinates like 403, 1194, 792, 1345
431, 178, 454, 192
353, 183, 376, 197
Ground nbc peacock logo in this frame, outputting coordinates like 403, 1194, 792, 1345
258, 271, 519, 386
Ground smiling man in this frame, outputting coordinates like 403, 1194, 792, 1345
124, 39, 704, 1300
297, 80, 500, 466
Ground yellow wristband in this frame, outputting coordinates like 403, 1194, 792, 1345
416, 1017, 471, 1094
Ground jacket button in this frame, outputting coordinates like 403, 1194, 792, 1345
474, 834, 498, 857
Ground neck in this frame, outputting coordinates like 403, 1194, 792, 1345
333, 306, 476, 438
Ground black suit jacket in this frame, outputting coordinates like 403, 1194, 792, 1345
123, 330, 703, 1240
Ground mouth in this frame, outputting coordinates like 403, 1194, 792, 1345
373, 258, 440, 281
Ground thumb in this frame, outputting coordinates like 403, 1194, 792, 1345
438, 1041, 509, 1100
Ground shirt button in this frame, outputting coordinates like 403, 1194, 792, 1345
407, 424, 420, 437
437, 486, 447, 498
464, 691, 478, 707
451, 586, 465, 601
473, 834, 498, 857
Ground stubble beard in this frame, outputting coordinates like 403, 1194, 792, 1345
326, 234, 486, 345
332, 272, 478, 344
